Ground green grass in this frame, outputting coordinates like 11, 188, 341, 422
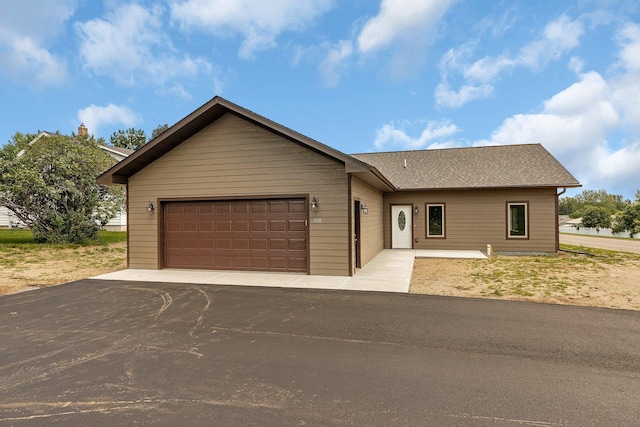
0, 229, 126, 246
469, 244, 640, 300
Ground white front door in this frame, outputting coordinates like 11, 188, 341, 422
391, 205, 413, 249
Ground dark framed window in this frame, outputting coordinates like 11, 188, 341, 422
507, 202, 528, 239
426, 203, 445, 238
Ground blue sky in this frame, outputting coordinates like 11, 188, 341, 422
1, 0, 639, 198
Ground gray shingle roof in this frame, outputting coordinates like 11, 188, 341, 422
351, 144, 580, 190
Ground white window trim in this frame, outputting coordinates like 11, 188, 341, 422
426, 203, 446, 239
507, 202, 529, 239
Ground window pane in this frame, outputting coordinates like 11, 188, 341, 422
509, 204, 526, 236
428, 205, 443, 236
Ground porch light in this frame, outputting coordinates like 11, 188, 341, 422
311, 197, 318, 211
414, 206, 419, 214
361, 203, 368, 215
147, 202, 155, 214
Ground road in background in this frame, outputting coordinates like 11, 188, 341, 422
560, 233, 640, 253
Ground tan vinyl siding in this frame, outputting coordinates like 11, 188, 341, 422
351, 177, 384, 272
383, 188, 558, 253
128, 113, 349, 275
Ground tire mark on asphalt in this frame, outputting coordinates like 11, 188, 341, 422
127, 287, 173, 319
0, 398, 281, 421
189, 288, 212, 338
0, 334, 134, 393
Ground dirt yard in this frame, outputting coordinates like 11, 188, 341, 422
0, 242, 127, 296
410, 247, 640, 311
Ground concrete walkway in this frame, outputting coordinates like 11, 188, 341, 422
93, 249, 486, 293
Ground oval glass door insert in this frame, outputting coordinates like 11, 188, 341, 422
398, 211, 406, 231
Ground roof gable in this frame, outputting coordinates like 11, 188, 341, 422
351, 144, 580, 190
97, 97, 380, 185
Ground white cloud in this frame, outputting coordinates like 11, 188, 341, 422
480, 64, 640, 194
76, 4, 212, 90
434, 83, 494, 108
77, 104, 139, 137
357, 0, 454, 53
316, 0, 455, 86
319, 40, 353, 87
0, 0, 73, 87
374, 120, 460, 151
357, 0, 456, 79
438, 14, 585, 108
170, 0, 333, 59
517, 15, 585, 70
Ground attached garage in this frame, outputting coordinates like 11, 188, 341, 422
164, 199, 308, 272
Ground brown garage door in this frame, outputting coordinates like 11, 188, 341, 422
164, 199, 308, 272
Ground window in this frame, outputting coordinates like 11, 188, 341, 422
426, 203, 445, 238
507, 202, 528, 239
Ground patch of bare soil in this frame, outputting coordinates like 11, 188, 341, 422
410, 253, 640, 311
0, 243, 126, 296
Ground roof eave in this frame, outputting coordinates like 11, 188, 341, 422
393, 183, 582, 191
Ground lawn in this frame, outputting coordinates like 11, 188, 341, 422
0, 229, 127, 295
411, 244, 640, 310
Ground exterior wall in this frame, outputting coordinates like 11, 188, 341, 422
350, 177, 384, 272
383, 188, 559, 253
127, 113, 349, 275
0, 206, 23, 228
103, 210, 127, 232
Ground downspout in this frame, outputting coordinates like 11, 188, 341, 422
556, 187, 567, 252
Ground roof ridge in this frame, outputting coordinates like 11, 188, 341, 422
351, 143, 543, 156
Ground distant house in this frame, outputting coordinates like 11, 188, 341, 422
98, 97, 581, 276
0, 125, 133, 231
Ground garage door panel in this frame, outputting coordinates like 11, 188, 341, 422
251, 220, 268, 232
289, 239, 306, 251
289, 219, 306, 231
199, 204, 214, 215
269, 220, 286, 232
251, 201, 268, 213
251, 257, 268, 269
269, 201, 286, 213
216, 220, 232, 232
288, 257, 307, 270
199, 221, 214, 232
269, 239, 286, 251
234, 220, 249, 232
215, 203, 232, 214
288, 200, 306, 212
251, 239, 268, 250
165, 199, 307, 272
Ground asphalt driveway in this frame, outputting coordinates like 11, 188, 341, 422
1, 280, 639, 426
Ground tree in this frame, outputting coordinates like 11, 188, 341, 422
560, 189, 629, 218
580, 206, 611, 228
151, 123, 169, 140
558, 197, 577, 216
613, 202, 640, 237
110, 128, 147, 150
0, 132, 125, 243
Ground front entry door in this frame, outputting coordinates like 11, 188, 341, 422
391, 205, 413, 249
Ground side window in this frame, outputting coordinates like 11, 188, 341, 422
507, 202, 528, 239
426, 203, 445, 238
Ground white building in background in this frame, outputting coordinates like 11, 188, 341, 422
0, 125, 133, 231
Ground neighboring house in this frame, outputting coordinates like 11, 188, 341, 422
0, 126, 133, 231
98, 97, 580, 276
